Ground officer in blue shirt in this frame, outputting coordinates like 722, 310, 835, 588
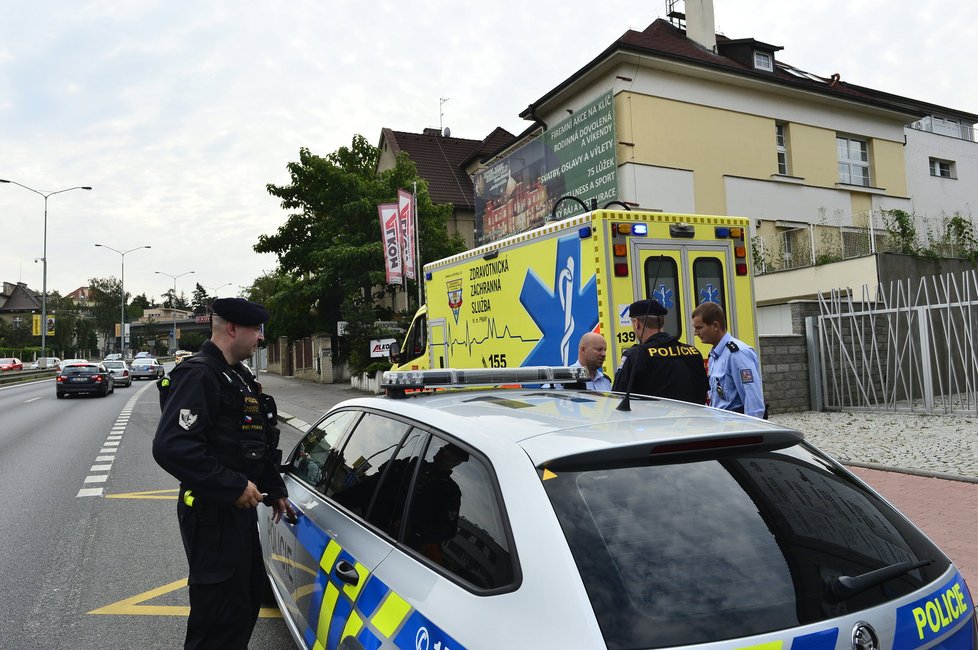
545, 332, 612, 391
691, 301, 766, 418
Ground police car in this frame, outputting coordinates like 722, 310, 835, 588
259, 367, 975, 650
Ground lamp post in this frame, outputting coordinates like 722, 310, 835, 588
155, 270, 195, 355
203, 282, 231, 297
95, 244, 151, 360
1, 179, 92, 358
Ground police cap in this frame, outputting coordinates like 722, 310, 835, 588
211, 297, 269, 325
628, 299, 667, 317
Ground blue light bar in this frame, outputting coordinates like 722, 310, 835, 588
579, 226, 592, 239
632, 223, 648, 236
382, 366, 591, 390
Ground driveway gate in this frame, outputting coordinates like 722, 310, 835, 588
809, 270, 978, 414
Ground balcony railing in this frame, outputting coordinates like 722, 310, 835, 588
910, 116, 977, 142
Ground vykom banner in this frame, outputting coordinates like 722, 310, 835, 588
378, 203, 403, 285
397, 188, 416, 280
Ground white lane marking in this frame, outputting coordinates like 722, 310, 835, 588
25, 397, 41, 403
77, 381, 155, 498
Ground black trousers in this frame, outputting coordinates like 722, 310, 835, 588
178, 494, 264, 650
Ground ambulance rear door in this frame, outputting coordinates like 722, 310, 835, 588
429, 318, 448, 369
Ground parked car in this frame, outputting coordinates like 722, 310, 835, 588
260, 367, 977, 650
130, 358, 165, 380
0, 357, 23, 372
104, 353, 122, 362
174, 350, 193, 365
102, 360, 132, 387
56, 362, 115, 398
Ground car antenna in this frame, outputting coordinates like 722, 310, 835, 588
617, 254, 666, 412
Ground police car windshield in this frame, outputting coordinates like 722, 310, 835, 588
542, 442, 949, 649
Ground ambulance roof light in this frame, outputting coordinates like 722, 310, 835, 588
579, 226, 592, 239
632, 223, 648, 236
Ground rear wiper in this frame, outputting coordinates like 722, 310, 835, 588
827, 558, 933, 602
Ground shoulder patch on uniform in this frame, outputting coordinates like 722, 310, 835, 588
740, 368, 754, 384
178, 409, 199, 430
726, 340, 740, 352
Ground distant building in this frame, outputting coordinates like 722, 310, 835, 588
0, 281, 41, 330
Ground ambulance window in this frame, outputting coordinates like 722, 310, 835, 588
693, 258, 726, 314
405, 314, 427, 358
643, 256, 681, 338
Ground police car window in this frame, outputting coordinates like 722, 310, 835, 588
643, 255, 681, 337
328, 413, 412, 517
542, 443, 948, 649
693, 257, 726, 313
403, 437, 514, 590
363, 428, 426, 538
288, 410, 359, 490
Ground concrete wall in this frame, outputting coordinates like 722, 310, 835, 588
758, 301, 821, 413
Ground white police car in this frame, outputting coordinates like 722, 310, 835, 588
259, 367, 975, 649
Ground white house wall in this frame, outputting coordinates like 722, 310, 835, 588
618, 162, 695, 212
905, 129, 978, 220
724, 176, 853, 223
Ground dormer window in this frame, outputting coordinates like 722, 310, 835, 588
753, 51, 773, 71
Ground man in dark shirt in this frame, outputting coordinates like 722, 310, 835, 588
611, 299, 708, 404
153, 297, 294, 649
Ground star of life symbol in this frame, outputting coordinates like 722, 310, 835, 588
653, 284, 674, 309
699, 283, 720, 304
179, 409, 198, 430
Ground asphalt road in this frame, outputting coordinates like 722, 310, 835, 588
0, 370, 298, 650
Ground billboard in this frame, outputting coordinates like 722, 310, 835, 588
473, 90, 617, 244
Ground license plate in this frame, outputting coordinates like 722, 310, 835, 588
70, 377, 89, 382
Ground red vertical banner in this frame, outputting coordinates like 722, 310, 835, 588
397, 188, 416, 280
378, 203, 403, 285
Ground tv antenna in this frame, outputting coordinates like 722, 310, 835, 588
440, 97, 450, 134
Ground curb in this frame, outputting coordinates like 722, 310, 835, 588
277, 411, 312, 434
844, 460, 978, 485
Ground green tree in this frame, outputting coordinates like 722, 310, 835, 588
191, 283, 211, 314
255, 136, 464, 346
88, 276, 126, 348
130, 292, 155, 320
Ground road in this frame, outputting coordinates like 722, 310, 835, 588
0, 371, 299, 649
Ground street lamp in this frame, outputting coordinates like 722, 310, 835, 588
95, 244, 151, 360
155, 270, 195, 355
203, 282, 231, 296
1, 179, 92, 359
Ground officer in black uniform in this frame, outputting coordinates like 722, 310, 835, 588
611, 298, 709, 404
153, 297, 295, 650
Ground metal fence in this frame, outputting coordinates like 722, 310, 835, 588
811, 270, 978, 414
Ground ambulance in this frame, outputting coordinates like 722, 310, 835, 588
389, 208, 757, 379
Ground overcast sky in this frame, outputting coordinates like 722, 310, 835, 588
3, 1, 977, 306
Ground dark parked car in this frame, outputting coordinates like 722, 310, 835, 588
130, 358, 165, 380
103, 360, 132, 387
56, 363, 115, 398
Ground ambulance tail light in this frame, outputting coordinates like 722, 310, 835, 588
613, 244, 627, 257
614, 262, 629, 277
735, 245, 747, 258
736, 262, 749, 276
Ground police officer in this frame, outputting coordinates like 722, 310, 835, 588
611, 299, 708, 404
153, 297, 295, 649
691, 301, 766, 418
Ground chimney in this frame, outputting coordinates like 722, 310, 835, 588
684, 0, 716, 52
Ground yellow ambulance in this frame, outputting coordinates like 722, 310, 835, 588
390, 209, 757, 380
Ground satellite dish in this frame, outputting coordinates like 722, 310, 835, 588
442, 126, 451, 137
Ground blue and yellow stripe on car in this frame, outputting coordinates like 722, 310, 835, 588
284, 519, 465, 650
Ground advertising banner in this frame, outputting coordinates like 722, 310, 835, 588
472, 90, 617, 244
378, 203, 403, 285
397, 188, 416, 280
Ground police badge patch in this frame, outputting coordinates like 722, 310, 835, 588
179, 409, 199, 430
740, 368, 754, 383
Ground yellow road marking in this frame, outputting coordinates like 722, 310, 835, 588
105, 488, 180, 500
88, 577, 281, 618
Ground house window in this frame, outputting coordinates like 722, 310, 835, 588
929, 158, 955, 179
837, 135, 870, 186
753, 51, 773, 71
12, 317, 23, 328
775, 123, 790, 175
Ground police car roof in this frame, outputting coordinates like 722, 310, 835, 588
337, 389, 802, 467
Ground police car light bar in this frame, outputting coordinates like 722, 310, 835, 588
382, 366, 590, 391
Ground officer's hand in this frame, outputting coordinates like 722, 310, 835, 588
272, 497, 296, 524
234, 481, 263, 509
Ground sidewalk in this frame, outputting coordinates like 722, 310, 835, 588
259, 371, 978, 587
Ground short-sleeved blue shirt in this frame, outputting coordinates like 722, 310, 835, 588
708, 333, 765, 418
